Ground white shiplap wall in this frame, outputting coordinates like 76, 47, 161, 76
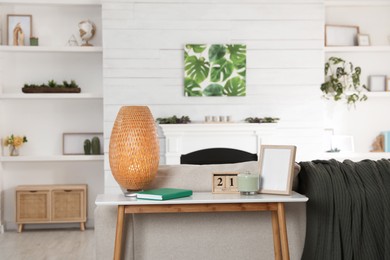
103, 0, 325, 193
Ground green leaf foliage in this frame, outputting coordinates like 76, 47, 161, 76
224, 77, 246, 96
185, 56, 210, 83
210, 58, 234, 82
234, 59, 246, 78
227, 44, 246, 65
208, 45, 227, 62
185, 44, 207, 53
184, 78, 202, 96
321, 56, 367, 106
156, 115, 191, 124
203, 84, 224, 96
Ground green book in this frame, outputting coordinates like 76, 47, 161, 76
136, 188, 193, 201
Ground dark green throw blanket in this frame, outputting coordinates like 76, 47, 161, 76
298, 159, 390, 260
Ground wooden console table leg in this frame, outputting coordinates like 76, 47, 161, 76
80, 222, 85, 231
271, 209, 282, 260
18, 224, 23, 233
114, 205, 125, 260
277, 202, 290, 260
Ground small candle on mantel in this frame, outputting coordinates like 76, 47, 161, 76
237, 171, 260, 195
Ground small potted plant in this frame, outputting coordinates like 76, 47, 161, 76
321, 56, 368, 106
3, 134, 28, 156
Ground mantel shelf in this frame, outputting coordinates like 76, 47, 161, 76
320, 152, 390, 161
0, 155, 104, 162
0, 46, 102, 53
324, 46, 390, 53
0, 93, 103, 100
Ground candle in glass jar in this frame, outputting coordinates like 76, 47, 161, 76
237, 171, 259, 195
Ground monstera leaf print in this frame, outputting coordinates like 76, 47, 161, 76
208, 45, 227, 62
234, 59, 246, 78
227, 45, 246, 65
203, 84, 224, 96
184, 44, 246, 96
185, 44, 207, 54
185, 56, 210, 83
184, 78, 202, 96
224, 77, 246, 96
210, 58, 234, 82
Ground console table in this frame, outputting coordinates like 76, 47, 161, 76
95, 192, 308, 260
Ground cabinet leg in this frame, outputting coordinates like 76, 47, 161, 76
18, 224, 23, 233
80, 222, 85, 231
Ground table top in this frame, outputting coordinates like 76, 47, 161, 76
95, 191, 308, 206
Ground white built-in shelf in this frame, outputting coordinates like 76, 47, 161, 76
0, 46, 102, 53
323, 92, 390, 99
325, 1, 390, 7
0, 93, 103, 100
0, 0, 100, 6
365, 92, 390, 98
324, 46, 390, 53
0, 155, 104, 162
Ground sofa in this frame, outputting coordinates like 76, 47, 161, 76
95, 161, 306, 260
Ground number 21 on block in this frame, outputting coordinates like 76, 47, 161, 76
212, 172, 239, 194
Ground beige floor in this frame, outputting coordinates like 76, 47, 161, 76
0, 229, 95, 260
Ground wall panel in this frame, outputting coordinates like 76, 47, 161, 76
102, 0, 325, 193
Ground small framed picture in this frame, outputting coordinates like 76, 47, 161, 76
357, 34, 370, 46
325, 24, 359, 46
63, 132, 103, 155
7, 14, 32, 46
258, 145, 296, 195
369, 75, 386, 92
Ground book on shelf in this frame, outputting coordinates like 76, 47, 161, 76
136, 188, 193, 201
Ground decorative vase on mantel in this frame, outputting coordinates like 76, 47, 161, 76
9, 145, 19, 156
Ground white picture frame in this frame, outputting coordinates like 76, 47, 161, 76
7, 14, 32, 46
369, 75, 386, 92
357, 33, 370, 46
258, 145, 296, 195
325, 24, 359, 46
63, 132, 103, 155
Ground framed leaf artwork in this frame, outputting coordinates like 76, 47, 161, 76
184, 44, 246, 96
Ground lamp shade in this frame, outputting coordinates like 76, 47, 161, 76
109, 106, 160, 191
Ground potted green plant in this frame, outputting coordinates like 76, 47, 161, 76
321, 56, 368, 106
22, 79, 81, 93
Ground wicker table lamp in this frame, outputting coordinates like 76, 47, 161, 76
109, 106, 160, 195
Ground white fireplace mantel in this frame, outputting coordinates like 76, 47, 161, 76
158, 123, 277, 165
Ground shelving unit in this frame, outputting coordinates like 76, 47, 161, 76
0, 46, 102, 53
324, 46, 390, 52
325, 1, 390, 7
0, 0, 103, 231
0, 93, 103, 99
0, 155, 103, 162
324, 1, 390, 154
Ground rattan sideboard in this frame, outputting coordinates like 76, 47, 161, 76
16, 184, 87, 232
